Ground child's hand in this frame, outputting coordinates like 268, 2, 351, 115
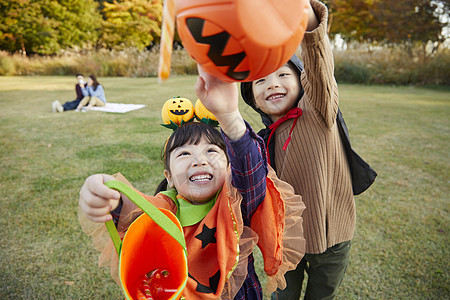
306, 0, 319, 31
195, 66, 245, 140
195, 66, 239, 117
79, 174, 121, 223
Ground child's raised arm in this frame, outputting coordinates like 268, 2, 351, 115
195, 66, 246, 141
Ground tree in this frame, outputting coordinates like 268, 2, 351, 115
325, 0, 448, 52
99, 0, 163, 50
323, 0, 378, 43
56, 0, 103, 50
0, 0, 102, 55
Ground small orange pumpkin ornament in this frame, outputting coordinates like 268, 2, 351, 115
176, 0, 309, 82
161, 97, 195, 130
194, 99, 219, 126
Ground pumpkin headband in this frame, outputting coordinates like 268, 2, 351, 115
161, 97, 219, 131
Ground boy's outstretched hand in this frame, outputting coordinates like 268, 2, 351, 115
195, 66, 245, 141
79, 174, 120, 223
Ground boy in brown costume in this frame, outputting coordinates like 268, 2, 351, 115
240, 1, 376, 299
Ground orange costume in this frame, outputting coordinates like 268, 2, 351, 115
80, 167, 305, 299
80, 122, 305, 299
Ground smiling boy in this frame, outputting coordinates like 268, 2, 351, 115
241, 0, 356, 299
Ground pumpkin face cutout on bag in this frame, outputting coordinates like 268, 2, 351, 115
176, 0, 310, 82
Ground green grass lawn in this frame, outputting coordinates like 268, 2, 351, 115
0, 76, 449, 299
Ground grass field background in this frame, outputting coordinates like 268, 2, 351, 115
0, 76, 448, 299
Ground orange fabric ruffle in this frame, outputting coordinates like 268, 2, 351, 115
78, 167, 305, 298
263, 166, 306, 293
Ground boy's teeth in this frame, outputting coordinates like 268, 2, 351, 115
190, 174, 212, 181
268, 94, 284, 100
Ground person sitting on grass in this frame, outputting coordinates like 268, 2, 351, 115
78, 67, 305, 299
52, 73, 86, 113
76, 75, 107, 111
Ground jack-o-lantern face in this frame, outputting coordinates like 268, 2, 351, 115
176, 0, 309, 82
194, 99, 219, 126
162, 97, 194, 128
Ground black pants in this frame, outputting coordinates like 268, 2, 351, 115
271, 241, 351, 300
62, 99, 81, 111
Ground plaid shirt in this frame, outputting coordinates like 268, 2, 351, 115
222, 121, 267, 300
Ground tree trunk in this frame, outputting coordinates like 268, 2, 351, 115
20, 37, 26, 57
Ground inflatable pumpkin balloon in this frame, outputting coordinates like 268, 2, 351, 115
162, 97, 195, 130
176, 0, 310, 82
194, 99, 219, 126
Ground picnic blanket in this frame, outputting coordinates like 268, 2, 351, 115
88, 103, 146, 113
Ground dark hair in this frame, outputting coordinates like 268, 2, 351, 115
240, 55, 304, 126
75, 73, 84, 78
241, 59, 302, 110
154, 122, 228, 195
89, 74, 100, 91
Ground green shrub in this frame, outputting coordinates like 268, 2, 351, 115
335, 61, 370, 84
40, 58, 79, 76
0, 52, 16, 75
0, 46, 448, 85
171, 49, 197, 76
334, 47, 450, 85
418, 51, 450, 85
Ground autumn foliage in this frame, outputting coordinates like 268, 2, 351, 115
325, 0, 448, 53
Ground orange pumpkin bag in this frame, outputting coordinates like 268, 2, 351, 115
104, 181, 188, 300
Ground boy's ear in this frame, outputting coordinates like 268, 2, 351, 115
164, 169, 174, 188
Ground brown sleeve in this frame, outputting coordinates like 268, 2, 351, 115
300, 0, 339, 129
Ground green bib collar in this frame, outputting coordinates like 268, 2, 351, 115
160, 189, 220, 227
